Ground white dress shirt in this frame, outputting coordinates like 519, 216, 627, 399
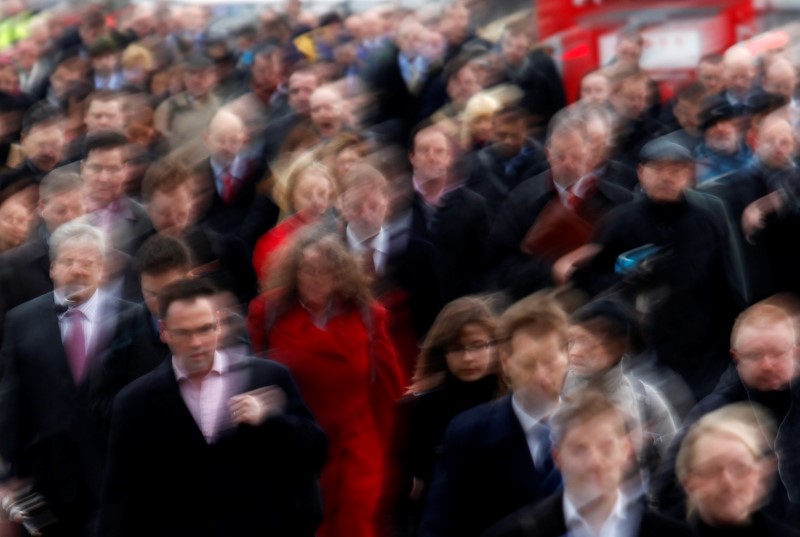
563, 491, 635, 537
346, 225, 389, 275
55, 289, 102, 357
511, 395, 552, 470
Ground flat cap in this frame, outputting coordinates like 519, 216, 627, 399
184, 52, 214, 71
699, 95, 737, 131
639, 136, 694, 163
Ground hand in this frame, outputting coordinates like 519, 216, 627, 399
742, 201, 767, 243
552, 256, 576, 286
229, 386, 286, 426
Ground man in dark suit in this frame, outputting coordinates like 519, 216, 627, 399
0, 171, 86, 344
0, 221, 140, 536
483, 390, 689, 537
193, 109, 262, 238
407, 122, 490, 301
97, 278, 328, 537
418, 294, 567, 537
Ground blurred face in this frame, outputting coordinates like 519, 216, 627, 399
733, 320, 797, 392
683, 432, 766, 526
341, 184, 389, 239
698, 61, 725, 95
501, 330, 568, 411
502, 33, 529, 67
205, 118, 246, 166
439, 4, 469, 45
756, 119, 796, 169
334, 147, 360, 180
674, 98, 701, 135
584, 117, 611, 171
0, 197, 32, 248
297, 245, 337, 310
0, 66, 17, 94
291, 171, 332, 220
492, 116, 526, 158
615, 38, 642, 68
470, 114, 493, 144
580, 73, 610, 104
612, 79, 648, 120
638, 161, 693, 203
50, 66, 82, 98
161, 297, 219, 380
251, 53, 283, 98
288, 72, 318, 116
146, 184, 193, 237
91, 52, 119, 76
764, 65, 797, 100
82, 147, 127, 209
183, 68, 216, 99
445, 322, 495, 382
725, 61, 755, 99
554, 412, 632, 508
396, 21, 423, 58
50, 240, 103, 304
23, 122, 64, 172
39, 188, 86, 232
547, 129, 586, 189
705, 118, 740, 155
410, 129, 453, 182
85, 99, 124, 133
567, 325, 620, 377
141, 268, 186, 318
449, 65, 481, 103
310, 89, 343, 138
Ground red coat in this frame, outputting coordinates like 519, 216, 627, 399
251, 213, 311, 282
248, 296, 404, 537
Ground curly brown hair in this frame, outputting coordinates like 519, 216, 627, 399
266, 224, 372, 315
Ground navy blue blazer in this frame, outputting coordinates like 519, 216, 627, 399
418, 394, 562, 537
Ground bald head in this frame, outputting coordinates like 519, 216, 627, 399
764, 57, 797, 100
723, 46, 756, 99
756, 114, 796, 169
205, 110, 246, 166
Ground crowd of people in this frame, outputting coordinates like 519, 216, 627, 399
0, 0, 799, 535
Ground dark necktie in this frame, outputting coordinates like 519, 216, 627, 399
64, 309, 87, 384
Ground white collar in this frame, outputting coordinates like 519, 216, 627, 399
511, 394, 549, 432
563, 490, 628, 536
172, 350, 227, 382
346, 225, 388, 255
54, 289, 102, 323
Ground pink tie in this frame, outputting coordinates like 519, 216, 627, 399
65, 309, 87, 384
221, 168, 235, 204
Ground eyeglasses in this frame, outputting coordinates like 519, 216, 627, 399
446, 340, 495, 356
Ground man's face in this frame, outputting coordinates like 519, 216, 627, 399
310, 89, 343, 138
756, 119, 796, 169
91, 52, 119, 76
146, 185, 193, 237
764, 66, 797, 100
492, 116, 526, 158
584, 117, 611, 171
50, 66, 82, 98
439, 4, 469, 45
733, 320, 797, 392
82, 147, 127, 209
615, 38, 642, 68
161, 297, 219, 379
674, 98, 701, 135
23, 123, 64, 173
698, 61, 725, 95
288, 72, 318, 116
141, 268, 186, 318
546, 129, 586, 189
705, 119, 740, 155
205, 119, 246, 166
501, 329, 568, 411
50, 240, 104, 304
341, 184, 389, 239
0, 196, 32, 248
580, 74, 610, 104
85, 99, 124, 133
554, 412, 632, 508
409, 129, 452, 182
638, 161, 693, 203
183, 68, 216, 99
567, 325, 620, 377
725, 61, 755, 99
612, 79, 648, 120
39, 188, 86, 232
448, 65, 481, 104
251, 53, 283, 98
502, 33, 529, 67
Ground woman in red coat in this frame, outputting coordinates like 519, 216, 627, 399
248, 226, 404, 537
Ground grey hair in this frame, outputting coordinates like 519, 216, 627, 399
49, 221, 106, 260
39, 171, 83, 202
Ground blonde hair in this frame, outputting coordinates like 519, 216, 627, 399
121, 43, 154, 71
461, 92, 500, 148
272, 151, 337, 215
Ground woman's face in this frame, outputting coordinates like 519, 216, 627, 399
445, 322, 495, 382
567, 325, 620, 377
291, 171, 332, 221
469, 114, 493, 144
683, 431, 767, 526
297, 245, 337, 311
